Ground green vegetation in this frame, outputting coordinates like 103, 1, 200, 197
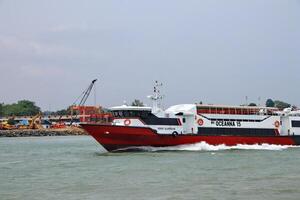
54, 109, 69, 115
43, 107, 73, 116
266, 99, 275, 107
265, 99, 291, 109
1, 100, 74, 117
274, 100, 291, 110
131, 99, 144, 107
0, 103, 3, 117
53, 108, 72, 115
248, 103, 257, 106
1, 100, 41, 117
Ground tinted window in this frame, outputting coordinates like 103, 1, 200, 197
123, 111, 128, 117
118, 111, 123, 117
112, 110, 151, 118
292, 121, 300, 127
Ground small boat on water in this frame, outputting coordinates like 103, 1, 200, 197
80, 82, 300, 152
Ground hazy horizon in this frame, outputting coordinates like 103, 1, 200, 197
1, 0, 300, 111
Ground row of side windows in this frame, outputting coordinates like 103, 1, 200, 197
210, 119, 261, 122
112, 111, 150, 118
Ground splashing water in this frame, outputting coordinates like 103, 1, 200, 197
133, 142, 298, 152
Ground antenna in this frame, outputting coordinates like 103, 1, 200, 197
148, 81, 164, 113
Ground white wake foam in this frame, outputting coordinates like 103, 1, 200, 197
137, 142, 298, 152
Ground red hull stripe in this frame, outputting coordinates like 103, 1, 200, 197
80, 124, 298, 152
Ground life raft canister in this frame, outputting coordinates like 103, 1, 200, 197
274, 121, 280, 128
197, 119, 204, 126
124, 119, 131, 126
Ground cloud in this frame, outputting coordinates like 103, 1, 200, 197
0, 34, 79, 59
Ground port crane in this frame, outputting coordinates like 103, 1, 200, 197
70, 79, 97, 125
75, 79, 97, 106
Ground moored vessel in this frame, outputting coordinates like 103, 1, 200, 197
81, 82, 300, 152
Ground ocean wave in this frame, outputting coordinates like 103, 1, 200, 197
135, 142, 298, 152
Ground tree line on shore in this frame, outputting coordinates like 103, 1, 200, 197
0, 98, 295, 117
0, 100, 74, 117
246, 99, 293, 109
0, 99, 145, 117
0, 100, 41, 117
265, 99, 293, 110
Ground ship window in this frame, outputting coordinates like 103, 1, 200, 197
292, 121, 300, 127
112, 110, 150, 118
113, 111, 120, 117
141, 111, 150, 117
118, 111, 123, 117
140, 111, 146, 117
129, 111, 135, 117
124, 111, 129, 117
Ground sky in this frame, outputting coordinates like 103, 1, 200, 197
0, 0, 300, 111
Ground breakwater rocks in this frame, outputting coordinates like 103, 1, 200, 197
0, 127, 88, 137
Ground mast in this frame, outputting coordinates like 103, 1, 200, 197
148, 81, 164, 114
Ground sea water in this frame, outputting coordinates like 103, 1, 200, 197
1, 136, 300, 200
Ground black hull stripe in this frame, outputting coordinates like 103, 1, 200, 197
198, 127, 276, 136
292, 136, 300, 145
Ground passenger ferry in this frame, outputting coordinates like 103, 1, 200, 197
81, 82, 300, 152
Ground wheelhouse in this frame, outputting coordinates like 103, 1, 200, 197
110, 105, 152, 118
110, 105, 181, 126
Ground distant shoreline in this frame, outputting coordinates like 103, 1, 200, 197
0, 127, 88, 137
